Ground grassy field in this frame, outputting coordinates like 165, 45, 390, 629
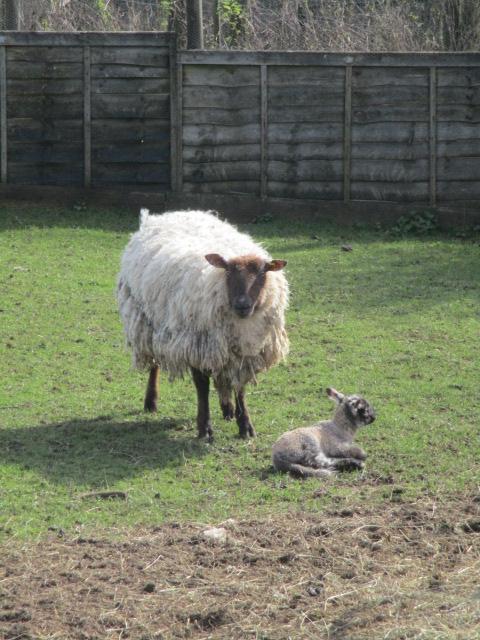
0, 201, 479, 638
0, 201, 479, 539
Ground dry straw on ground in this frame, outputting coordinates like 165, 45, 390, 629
1, 492, 479, 639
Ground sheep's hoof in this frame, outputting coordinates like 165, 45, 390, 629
221, 401, 235, 421
198, 423, 213, 441
239, 423, 256, 439
144, 400, 157, 413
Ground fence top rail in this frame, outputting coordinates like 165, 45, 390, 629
0, 31, 176, 47
179, 49, 480, 67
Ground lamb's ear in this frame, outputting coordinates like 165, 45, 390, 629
205, 253, 228, 269
326, 387, 344, 403
265, 259, 287, 271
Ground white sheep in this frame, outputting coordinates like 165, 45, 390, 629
117, 209, 289, 438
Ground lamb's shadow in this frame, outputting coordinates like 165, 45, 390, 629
0, 415, 207, 487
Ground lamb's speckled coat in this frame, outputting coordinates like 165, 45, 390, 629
117, 209, 289, 388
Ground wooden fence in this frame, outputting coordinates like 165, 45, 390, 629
1, 32, 480, 206
0, 31, 175, 189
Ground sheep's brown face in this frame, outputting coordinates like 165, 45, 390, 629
205, 253, 287, 319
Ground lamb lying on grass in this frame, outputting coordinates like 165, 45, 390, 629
117, 208, 289, 439
272, 387, 376, 478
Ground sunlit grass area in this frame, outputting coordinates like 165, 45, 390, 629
0, 202, 479, 541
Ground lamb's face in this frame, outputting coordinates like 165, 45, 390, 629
205, 253, 287, 319
327, 387, 376, 427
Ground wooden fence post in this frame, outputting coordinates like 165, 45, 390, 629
343, 65, 352, 202
429, 66, 437, 206
83, 46, 91, 188
0, 45, 6, 184
260, 64, 268, 199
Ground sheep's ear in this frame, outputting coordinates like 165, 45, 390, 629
205, 253, 228, 269
265, 259, 287, 271
326, 387, 344, 403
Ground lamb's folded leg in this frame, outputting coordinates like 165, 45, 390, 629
289, 463, 334, 478
191, 367, 213, 439
332, 457, 365, 472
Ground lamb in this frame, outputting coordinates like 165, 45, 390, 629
272, 387, 375, 478
117, 208, 289, 439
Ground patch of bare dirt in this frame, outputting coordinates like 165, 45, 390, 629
1, 494, 479, 639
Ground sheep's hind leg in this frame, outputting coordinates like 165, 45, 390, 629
191, 368, 213, 439
144, 365, 159, 413
235, 388, 256, 438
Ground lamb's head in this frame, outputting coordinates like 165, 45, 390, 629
205, 253, 287, 318
326, 387, 376, 428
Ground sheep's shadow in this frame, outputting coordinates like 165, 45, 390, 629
0, 414, 208, 488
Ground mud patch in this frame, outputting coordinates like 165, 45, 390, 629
0, 493, 479, 639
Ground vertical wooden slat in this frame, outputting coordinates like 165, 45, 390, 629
260, 64, 268, 199
429, 66, 437, 206
343, 65, 352, 202
169, 36, 178, 192
83, 45, 91, 188
0, 46, 7, 184
176, 61, 183, 192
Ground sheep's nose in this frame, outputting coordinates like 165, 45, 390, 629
233, 295, 253, 317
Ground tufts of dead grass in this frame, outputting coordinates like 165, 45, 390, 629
0, 493, 479, 639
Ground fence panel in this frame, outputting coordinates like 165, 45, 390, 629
0, 31, 174, 190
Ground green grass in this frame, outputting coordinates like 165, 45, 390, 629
0, 202, 479, 541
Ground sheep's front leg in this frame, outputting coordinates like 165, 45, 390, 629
214, 379, 235, 421
191, 368, 213, 439
144, 365, 159, 412
235, 388, 256, 438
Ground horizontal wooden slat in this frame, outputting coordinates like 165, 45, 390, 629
179, 50, 480, 67
437, 180, 480, 199
91, 47, 169, 67
352, 123, 429, 143
268, 86, 344, 106
437, 122, 480, 140
183, 65, 259, 86
8, 119, 83, 142
92, 142, 170, 163
92, 163, 170, 185
91, 119, 170, 142
7, 62, 83, 79
268, 142, 344, 160
8, 142, 83, 163
268, 123, 343, 143
268, 160, 343, 181
437, 156, 480, 180
268, 66, 344, 86
183, 85, 259, 109
91, 77, 170, 94
8, 95, 83, 118
183, 124, 260, 145
351, 159, 429, 182
183, 107, 260, 125
183, 144, 259, 162
183, 161, 261, 182
182, 180, 259, 194
8, 162, 83, 184
91, 93, 170, 119
352, 106, 429, 123
91, 64, 170, 79
7, 46, 82, 63
268, 106, 344, 123
351, 181, 429, 201
268, 181, 343, 199
7, 78, 83, 95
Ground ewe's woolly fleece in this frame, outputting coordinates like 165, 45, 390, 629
117, 209, 289, 388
